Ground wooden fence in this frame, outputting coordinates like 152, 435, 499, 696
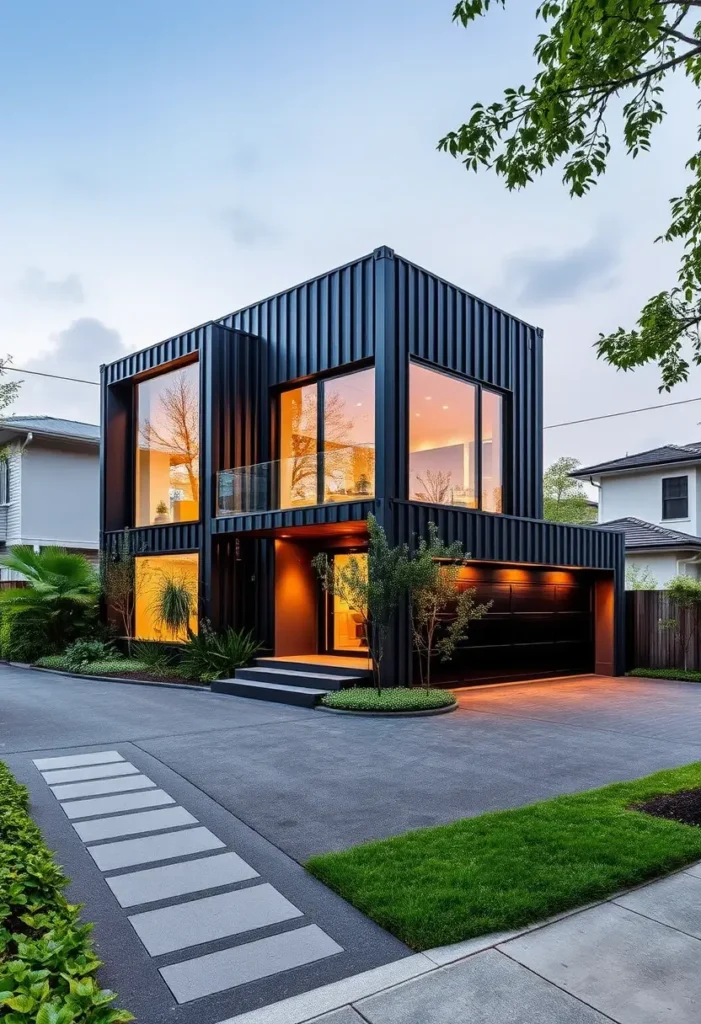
626, 590, 701, 671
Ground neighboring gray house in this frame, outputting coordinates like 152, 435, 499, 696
0, 416, 99, 579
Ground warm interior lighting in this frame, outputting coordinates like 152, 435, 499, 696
134, 553, 199, 641
481, 389, 503, 513
332, 553, 368, 653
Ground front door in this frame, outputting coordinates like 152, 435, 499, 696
320, 551, 369, 656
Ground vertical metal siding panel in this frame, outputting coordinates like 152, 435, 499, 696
319, 276, 329, 373
342, 265, 352, 364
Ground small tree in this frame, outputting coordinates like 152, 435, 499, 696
626, 563, 658, 591
407, 522, 491, 689
543, 457, 597, 524
101, 530, 136, 654
313, 514, 408, 693
659, 574, 701, 670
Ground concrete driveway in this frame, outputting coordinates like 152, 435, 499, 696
4, 668, 701, 861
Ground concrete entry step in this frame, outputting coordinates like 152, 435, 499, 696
211, 677, 330, 707
255, 656, 373, 679
236, 667, 361, 691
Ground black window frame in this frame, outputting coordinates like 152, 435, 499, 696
662, 475, 688, 520
0, 458, 9, 505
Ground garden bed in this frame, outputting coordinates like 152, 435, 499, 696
0, 761, 132, 1021
306, 762, 701, 950
635, 787, 701, 827
627, 668, 701, 683
31, 656, 207, 688
319, 687, 457, 715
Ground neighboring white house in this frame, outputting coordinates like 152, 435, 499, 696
572, 443, 701, 588
0, 415, 99, 580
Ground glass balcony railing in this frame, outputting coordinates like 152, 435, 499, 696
217, 443, 375, 516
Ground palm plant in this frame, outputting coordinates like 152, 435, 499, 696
0, 546, 100, 651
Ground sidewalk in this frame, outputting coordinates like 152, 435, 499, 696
223, 862, 701, 1024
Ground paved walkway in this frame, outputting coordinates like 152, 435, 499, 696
225, 864, 701, 1023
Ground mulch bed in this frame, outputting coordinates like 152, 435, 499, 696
634, 788, 701, 827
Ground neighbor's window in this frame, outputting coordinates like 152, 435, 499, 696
409, 363, 477, 507
135, 361, 200, 527
134, 552, 199, 641
0, 459, 10, 504
481, 389, 503, 513
278, 368, 375, 509
662, 476, 688, 520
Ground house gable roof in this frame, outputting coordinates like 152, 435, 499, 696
572, 443, 701, 478
593, 517, 701, 550
0, 415, 99, 444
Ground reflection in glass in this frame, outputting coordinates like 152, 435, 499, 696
481, 389, 503, 513
324, 369, 375, 502
134, 553, 199, 641
409, 364, 477, 507
279, 384, 318, 508
135, 362, 200, 527
332, 553, 369, 652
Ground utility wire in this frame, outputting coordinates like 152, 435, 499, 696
3, 364, 701, 431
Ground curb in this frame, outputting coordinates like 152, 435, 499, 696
6, 661, 209, 693
316, 703, 457, 718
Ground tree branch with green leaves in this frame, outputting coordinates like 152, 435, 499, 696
439, 0, 701, 391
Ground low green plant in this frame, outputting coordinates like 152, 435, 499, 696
82, 659, 148, 675
321, 687, 456, 712
131, 641, 177, 672
35, 655, 71, 671
64, 639, 117, 672
179, 621, 263, 682
0, 761, 133, 1022
153, 575, 194, 639
628, 668, 701, 682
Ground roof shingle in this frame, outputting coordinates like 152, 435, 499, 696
593, 517, 701, 550
0, 415, 99, 442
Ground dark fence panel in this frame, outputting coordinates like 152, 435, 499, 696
626, 590, 701, 671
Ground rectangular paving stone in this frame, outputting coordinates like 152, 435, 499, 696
501, 902, 701, 1024
89, 827, 225, 871
160, 924, 343, 1003
358, 948, 608, 1024
34, 750, 124, 770
51, 775, 157, 800
615, 872, 701, 940
129, 881, 302, 955
61, 789, 175, 820
106, 851, 259, 907
74, 806, 197, 843
42, 762, 139, 785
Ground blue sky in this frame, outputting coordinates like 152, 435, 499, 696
1, 0, 698, 467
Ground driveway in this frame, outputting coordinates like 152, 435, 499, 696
4, 667, 701, 1022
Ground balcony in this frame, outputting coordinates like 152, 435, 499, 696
217, 444, 375, 516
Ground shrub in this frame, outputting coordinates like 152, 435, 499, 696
0, 612, 53, 662
320, 687, 457, 712
179, 621, 263, 682
0, 761, 133, 1022
64, 639, 117, 672
628, 668, 701, 682
153, 575, 195, 640
131, 641, 177, 672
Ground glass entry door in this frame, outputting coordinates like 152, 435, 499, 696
321, 552, 369, 655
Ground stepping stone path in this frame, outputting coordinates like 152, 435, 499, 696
33, 749, 344, 1005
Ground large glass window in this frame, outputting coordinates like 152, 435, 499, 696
409, 363, 477, 507
278, 368, 375, 509
135, 362, 200, 527
481, 389, 503, 513
134, 553, 199, 641
324, 368, 375, 502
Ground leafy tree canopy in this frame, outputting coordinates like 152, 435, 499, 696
439, 1, 701, 391
543, 455, 598, 522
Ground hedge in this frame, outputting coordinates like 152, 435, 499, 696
320, 687, 457, 712
0, 761, 133, 1023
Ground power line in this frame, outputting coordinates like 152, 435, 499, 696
4, 366, 99, 386
544, 395, 701, 430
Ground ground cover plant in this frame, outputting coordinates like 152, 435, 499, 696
320, 688, 456, 712
0, 761, 132, 1022
306, 763, 701, 950
628, 668, 701, 683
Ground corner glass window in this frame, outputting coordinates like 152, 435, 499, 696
409, 363, 477, 507
481, 389, 503, 513
135, 362, 200, 527
662, 476, 688, 520
134, 553, 199, 641
279, 384, 318, 509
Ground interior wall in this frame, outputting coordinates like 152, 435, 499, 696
274, 540, 317, 656
594, 575, 615, 675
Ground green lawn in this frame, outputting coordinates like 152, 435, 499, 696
306, 763, 701, 950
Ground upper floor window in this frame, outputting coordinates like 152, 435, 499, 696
135, 361, 200, 527
409, 362, 505, 512
0, 459, 10, 505
662, 475, 688, 520
279, 367, 375, 509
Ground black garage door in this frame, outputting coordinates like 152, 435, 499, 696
433, 564, 595, 687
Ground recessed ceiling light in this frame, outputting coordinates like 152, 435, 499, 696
442, 405, 449, 410
415, 413, 421, 417
425, 396, 432, 400
356, 402, 363, 406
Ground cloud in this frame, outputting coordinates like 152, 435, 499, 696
12, 318, 126, 424
19, 267, 84, 304
505, 233, 620, 307
221, 206, 275, 247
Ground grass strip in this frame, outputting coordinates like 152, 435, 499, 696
306, 762, 701, 950
320, 687, 456, 712
628, 668, 701, 683
0, 761, 133, 1021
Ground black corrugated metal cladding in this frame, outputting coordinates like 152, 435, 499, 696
104, 524, 200, 555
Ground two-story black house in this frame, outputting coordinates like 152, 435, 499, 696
100, 246, 624, 702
